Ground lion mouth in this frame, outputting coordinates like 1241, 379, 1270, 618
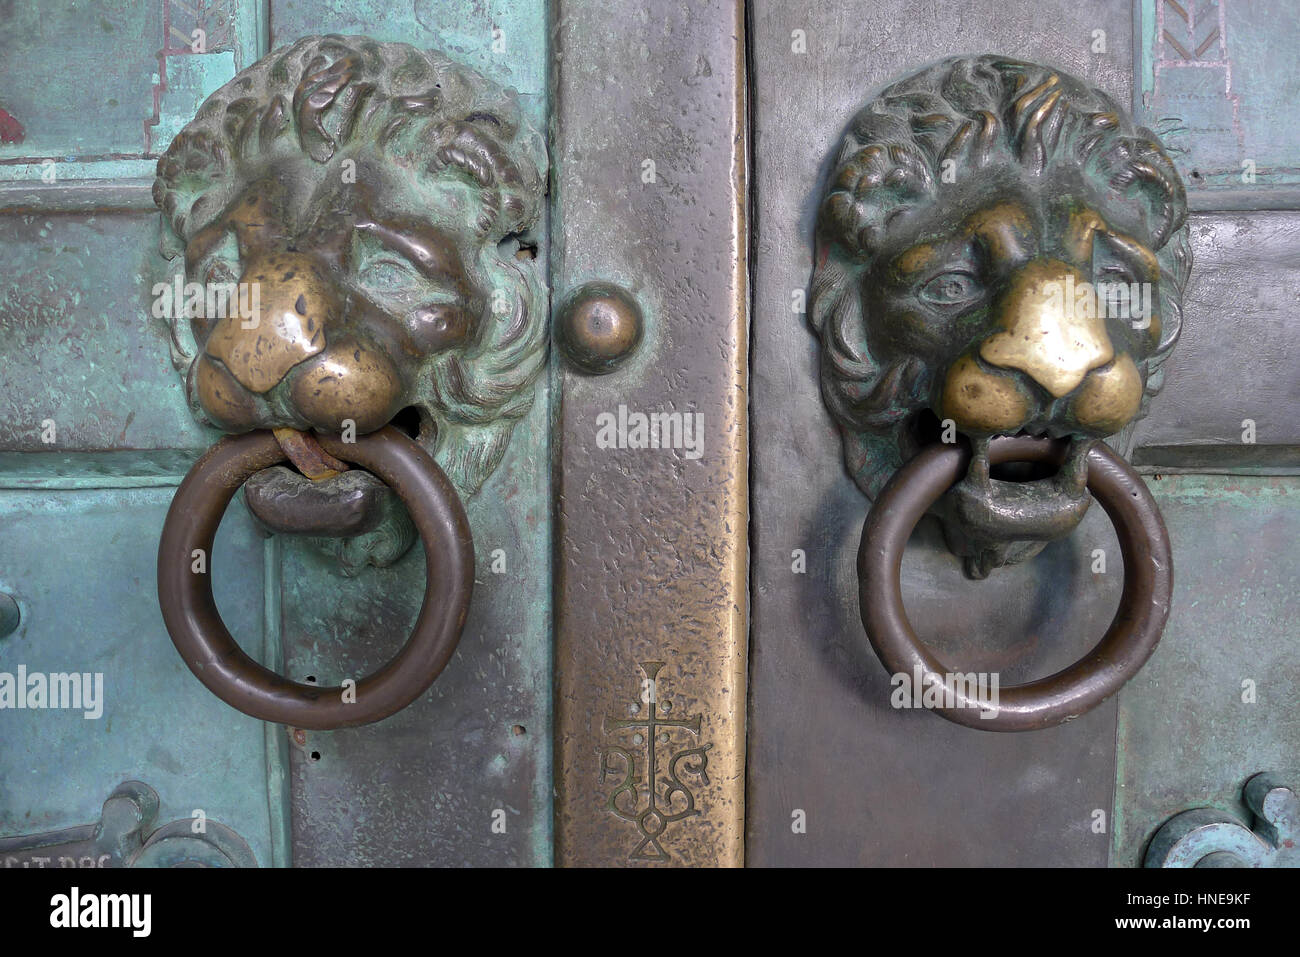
903, 411, 1095, 578
242, 409, 426, 538
948, 430, 1092, 538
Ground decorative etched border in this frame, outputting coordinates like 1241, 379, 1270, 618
1134, 0, 1300, 209
0, 0, 266, 184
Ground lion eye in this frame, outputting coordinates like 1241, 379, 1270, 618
919, 270, 982, 308
407, 303, 471, 352
357, 257, 426, 296
1096, 264, 1138, 285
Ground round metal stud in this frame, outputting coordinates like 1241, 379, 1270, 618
555, 281, 644, 374
0, 593, 20, 639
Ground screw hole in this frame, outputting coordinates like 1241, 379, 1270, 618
511, 724, 526, 736
305, 675, 317, 684
309, 750, 321, 762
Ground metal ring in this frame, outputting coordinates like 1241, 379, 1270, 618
157, 426, 473, 730
858, 436, 1172, 732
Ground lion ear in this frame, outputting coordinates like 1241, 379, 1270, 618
1143, 223, 1193, 407
807, 242, 842, 335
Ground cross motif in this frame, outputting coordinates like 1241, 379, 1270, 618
600, 661, 711, 862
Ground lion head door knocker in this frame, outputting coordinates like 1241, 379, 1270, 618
809, 56, 1191, 731
152, 36, 547, 729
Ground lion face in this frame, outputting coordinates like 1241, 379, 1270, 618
186, 168, 486, 438
154, 36, 547, 501
811, 56, 1191, 577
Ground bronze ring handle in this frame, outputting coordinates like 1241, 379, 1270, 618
157, 426, 473, 730
858, 436, 1172, 732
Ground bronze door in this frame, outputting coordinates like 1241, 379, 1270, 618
1, 0, 1296, 872
747, 0, 1299, 867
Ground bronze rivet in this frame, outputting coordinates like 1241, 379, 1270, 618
0, 593, 20, 639
555, 282, 644, 374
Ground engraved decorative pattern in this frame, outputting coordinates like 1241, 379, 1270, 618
600, 662, 712, 862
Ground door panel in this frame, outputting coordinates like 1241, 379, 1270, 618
259, 5, 555, 867
1113, 474, 1300, 866
550, 0, 748, 867
0, 215, 208, 452
748, 0, 1299, 866
1130, 212, 1300, 454
0, 175, 280, 863
747, 0, 1138, 867
0, 486, 279, 866
1, 0, 750, 870
1, 0, 555, 867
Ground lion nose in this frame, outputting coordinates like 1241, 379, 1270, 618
287, 339, 403, 434
937, 259, 1144, 437
203, 251, 338, 394
194, 249, 405, 435
979, 259, 1113, 397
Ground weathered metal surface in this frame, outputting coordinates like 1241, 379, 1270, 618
552, 0, 748, 866
1145, 773, 1299, 868
1130, 211, 1300, 454
1135, 0, 1300, 208
748, 0, 1139, 866
0, 208, 273, 848
1112, 473, 1300, 866
750, 477, 1133, 864
270, 0, 546, 112
279, 421, 551, 865
0, 214, 210, 452
0, 0, 256, 183
0, 482, 282, 866
0, 781, 256, 868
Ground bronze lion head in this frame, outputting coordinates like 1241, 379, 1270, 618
810, 55, 1191, 577
154, 35, 547, 502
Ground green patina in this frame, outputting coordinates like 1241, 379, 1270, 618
0, 0, 553, 868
